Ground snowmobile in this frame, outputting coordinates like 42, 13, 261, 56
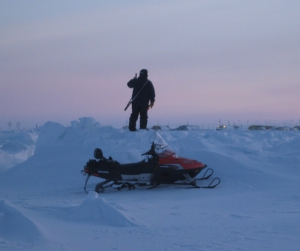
81, 132, 220, 193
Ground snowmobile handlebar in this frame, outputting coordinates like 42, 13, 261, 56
141, 142, 157, 157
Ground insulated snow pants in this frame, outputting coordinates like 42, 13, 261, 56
129, 105, 148, 131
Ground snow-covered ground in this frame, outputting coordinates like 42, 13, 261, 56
0, 117, 299, 251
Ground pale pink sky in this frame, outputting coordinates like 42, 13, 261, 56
1, 0, 300, 129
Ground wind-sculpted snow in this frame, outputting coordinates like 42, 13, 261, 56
0, 199, 44, 248
0, 117, 299, 251
0, 130, 36, 171
66, 191, 138, 227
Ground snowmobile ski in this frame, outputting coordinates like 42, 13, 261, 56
186, 177, 221, 189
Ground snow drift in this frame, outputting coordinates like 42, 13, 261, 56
0, 130, 36, 172
66, 191, 138, 227
0, 199, 43, 246
0, 117, 299, 251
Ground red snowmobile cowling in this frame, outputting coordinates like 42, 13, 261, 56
158, 151, 206, 170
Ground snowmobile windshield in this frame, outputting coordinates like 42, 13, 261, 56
151, 132, 178, 158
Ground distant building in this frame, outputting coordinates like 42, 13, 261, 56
248, 125, 265, 130
274, 126, 291, 131
174, 125, 200, 131
293, 126, 300, 131
151, 125, 171, 131
216, 125, 226, 130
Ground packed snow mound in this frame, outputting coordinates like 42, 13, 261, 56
1, 141, 27, 153
0, 199, 43, 243
0, 130, 35, 147
0, 130, 37, 171
66, 191, 138, 227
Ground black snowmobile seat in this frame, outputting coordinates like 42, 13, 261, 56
98, 157, 121, 169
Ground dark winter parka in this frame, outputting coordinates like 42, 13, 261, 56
127, 76, 155, 107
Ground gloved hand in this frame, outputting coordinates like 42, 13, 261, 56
148, 102, 154, 110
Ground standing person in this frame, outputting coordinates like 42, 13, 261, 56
127, 69, 155, 131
